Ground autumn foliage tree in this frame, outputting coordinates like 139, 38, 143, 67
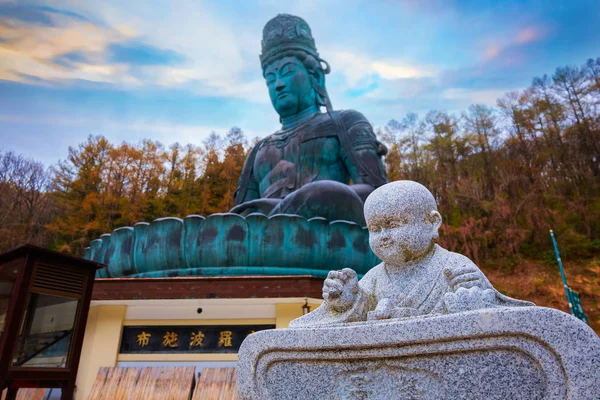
45, 128, 250, 254
377, 57, 600, 266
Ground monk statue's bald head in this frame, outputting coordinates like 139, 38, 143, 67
364, 181, 442, 265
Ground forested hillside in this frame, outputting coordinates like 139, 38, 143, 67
1, 57, 599, 332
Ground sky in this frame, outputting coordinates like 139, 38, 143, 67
0, 0, 599, 166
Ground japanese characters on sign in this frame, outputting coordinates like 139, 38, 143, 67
120, 325, 274, 353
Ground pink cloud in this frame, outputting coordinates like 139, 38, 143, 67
503, 53, 526, 68
515, 27, 544, 44
480, 26, 547, 64
484, 45, 501, 61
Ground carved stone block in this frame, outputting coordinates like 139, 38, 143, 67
237, 307, 600, 399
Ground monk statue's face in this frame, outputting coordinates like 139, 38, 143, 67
364, 181, 442, 265
264, 56, 316, 119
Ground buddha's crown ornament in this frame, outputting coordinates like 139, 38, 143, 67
260, 14, 319, 69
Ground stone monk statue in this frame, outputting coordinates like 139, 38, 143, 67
291, 180, 534, 327
230, 14, 388, 226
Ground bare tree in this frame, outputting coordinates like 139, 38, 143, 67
0, 151, 53, 251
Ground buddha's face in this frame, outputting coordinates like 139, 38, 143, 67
366, 207, 439, 265
264, 56, 316, 119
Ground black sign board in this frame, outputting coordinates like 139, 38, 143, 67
119, 325, 275, 354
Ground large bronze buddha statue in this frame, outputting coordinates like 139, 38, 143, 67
231, 14, 388, 226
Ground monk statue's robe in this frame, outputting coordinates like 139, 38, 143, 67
291, 245, 533, 327
231, 109, 388, 226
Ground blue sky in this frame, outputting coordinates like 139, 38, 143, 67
1, 0, 599, 166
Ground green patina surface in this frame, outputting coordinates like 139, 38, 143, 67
85, 213, 379, 279
230, 14, 388, 226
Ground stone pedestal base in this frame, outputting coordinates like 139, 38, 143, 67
237, 307, 600, 399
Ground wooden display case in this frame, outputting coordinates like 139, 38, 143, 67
0, 245, 104, 400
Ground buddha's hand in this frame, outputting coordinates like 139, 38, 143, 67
444, 265, 487, 292
322, 268, 359, 313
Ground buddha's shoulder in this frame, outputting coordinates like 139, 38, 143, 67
331, 109, 372, 128
307, 110, 372, 129
258, 110, 372, 144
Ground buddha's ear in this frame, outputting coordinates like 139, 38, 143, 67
429, 210, 442, 239
312, 68, 325, 87
309, 68, 327, 107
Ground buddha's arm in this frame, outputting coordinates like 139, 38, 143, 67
235, 178, 260, 203
337, 111, 388, 201
233, 144, 261, 205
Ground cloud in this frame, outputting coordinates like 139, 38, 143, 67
0, 6, 137, 84
51, 50, 88, 69
345, 74, 380, 98
480, 25, 548, 64
442, 87, 510, 104
0, 3, 56, 26
316, 48, 446, 112
0, 4, 90, 27
366, 77, 435, 101
371, 61, 435, 80
515, 27, 544, 45
483, 45, 501, 61
108, 41, 186, 66
0, 1, 263, 102
323, 49, 438, 93
35, 6, 91, 23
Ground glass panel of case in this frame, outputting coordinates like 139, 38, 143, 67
11, 293, 79, 368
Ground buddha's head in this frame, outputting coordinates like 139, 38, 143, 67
260, 14, 330, 119
364, 181, 442, 265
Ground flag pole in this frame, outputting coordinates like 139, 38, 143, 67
549, 229, 574, 316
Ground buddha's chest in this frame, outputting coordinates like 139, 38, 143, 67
253, 133, 343, 184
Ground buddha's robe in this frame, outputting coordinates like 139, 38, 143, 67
291, 245, 533, 327
231, 110, 387, 225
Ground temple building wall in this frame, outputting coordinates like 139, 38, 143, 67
77, 305, 126, 400
75, 297, 321, 400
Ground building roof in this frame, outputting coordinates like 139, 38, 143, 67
0, 244, 105, 270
